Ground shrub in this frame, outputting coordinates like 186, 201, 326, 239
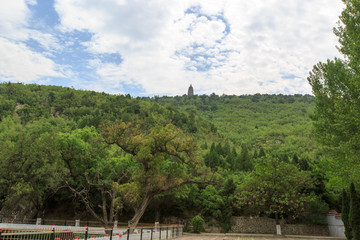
191, 216, 205, 233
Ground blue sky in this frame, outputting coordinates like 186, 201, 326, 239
0, 0, 343, 97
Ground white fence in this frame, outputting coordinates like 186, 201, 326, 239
0, 223, 183, 240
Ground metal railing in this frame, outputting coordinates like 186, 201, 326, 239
0, 224, 184, 240
0, 218, 114, 227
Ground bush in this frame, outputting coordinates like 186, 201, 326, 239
191, 216, 205, 233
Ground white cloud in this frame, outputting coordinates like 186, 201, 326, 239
28, 30, 63, 52
0, 0, 31, 40
53, 0, 343, 95
0, 37, 64, 82
0, 0, 66, 82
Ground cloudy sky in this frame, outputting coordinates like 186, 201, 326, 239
0, 0, 344, 96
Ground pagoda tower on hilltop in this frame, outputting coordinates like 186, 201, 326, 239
188, 84, 194, 96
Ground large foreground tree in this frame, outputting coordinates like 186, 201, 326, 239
308, 0, 360, 188
0, 117, 62, 217
58, 127, 132, 226
102, 121, 201, 227
235, 157, 314, 235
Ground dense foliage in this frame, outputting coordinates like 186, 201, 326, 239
308, 2, 360, 238
144, 93, 317, 159
191, 216, 205, 233
308, 0, 360, 191
0, 82, 329, 231
235, 157, 314, 223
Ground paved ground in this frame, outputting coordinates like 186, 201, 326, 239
177, 236, 224, 240
176, 233, 346, 240
177, 237, 331, 240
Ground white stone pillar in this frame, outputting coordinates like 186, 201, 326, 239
276, 224, 282, 235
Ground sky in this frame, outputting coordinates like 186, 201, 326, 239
0, 0, 344, 97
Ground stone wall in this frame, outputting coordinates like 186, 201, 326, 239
282, 224, 329, 236
231, 216, 276, 234
231, 216, 329, 236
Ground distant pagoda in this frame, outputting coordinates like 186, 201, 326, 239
188, 84, 194, 96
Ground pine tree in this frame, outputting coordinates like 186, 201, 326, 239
342, 189, 352, 240
292, 154, 299, 165
349, 183, 360, 240
279, 153, 289, 163
258, 147, 266, 158
240, 144, 252, 171
253, 149, 258, 159
230, 147, 238, 170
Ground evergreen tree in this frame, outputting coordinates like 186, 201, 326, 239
342, 189, 352, 240
349, 183, 360, 240
293, 154, 299, 165
253, 149, 258, 159
204, 142, 222, 169
229, 147, 238, 170
239, 144, 252, 171
258, 147, 266, 158
279, 153, 289, 163
298, 157, 311, 171
223, 142, 231, 156
216, 143, 224, 156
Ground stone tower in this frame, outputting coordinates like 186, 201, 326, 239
188, 84, 194, 96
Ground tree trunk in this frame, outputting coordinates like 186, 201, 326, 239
65, 182, 106, 225
109, 188, 115, 225
155, 208, 160, 222
101, 185, 109, 226
128, 193, 152, 228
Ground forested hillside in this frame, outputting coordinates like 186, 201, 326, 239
0, 82, 332, 231
0, 83, 216, 135
145, 93, 318, 159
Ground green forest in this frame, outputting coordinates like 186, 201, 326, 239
1, 0, 360, 237
0, 82, 331, 230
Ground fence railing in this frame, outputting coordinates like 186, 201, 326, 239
0, 224, 184, 240
0, 218, 118, 227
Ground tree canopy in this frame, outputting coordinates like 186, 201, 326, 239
234, 157, 315, 224
101, 121, 200, 227
0, 82, 329, 230
308, 0, 360, 190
